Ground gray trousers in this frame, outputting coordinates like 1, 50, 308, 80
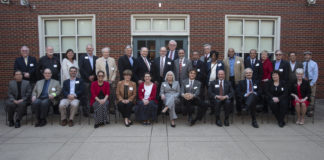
6, 100, 27, 121
32, 99, 51, 121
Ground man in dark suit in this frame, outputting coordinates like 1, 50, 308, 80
6, 70, 31, 128
236, 68, 261, 128
200, 44, 212, 63
208, 70, 234, 127
191, 51, 207, 85
272, 50, 289, 84
136, 47, 151, 84
37, 46, 61, 81
244, 49, 263, 83
118, 45, 139, 83
166, 40, 178, 61
14, 46, 37, 84
78, 44, 98, 117
59, 66, 84, 127
288, 52, 303, 83
181, 69, 205, 126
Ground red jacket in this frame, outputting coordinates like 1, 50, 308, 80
262, 58, 273, 81
138, 82, 157, 104
90, 81, 110, 106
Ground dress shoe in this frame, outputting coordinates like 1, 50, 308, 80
9, 120, 14, 127
224, 119, 230, 127
170, 124, 176, 128
94, 124, 100, 128
15, 120, 21, 128
40, 120, 47, 127
252, 120, 259, 128
68, 120, 74, 127
190, 119, 196, 126
61, 119, 67, 126
215, 119, 222, 127
278, 121, 285, 128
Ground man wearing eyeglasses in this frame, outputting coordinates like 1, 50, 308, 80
272, 50, 289, 84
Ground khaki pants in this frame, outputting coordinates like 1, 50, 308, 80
59, 99, 79, 120
310, 84, 316, 111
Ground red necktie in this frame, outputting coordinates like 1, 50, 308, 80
219, 80, 223, 96
249, 80, 252, 92
169, 51, 173, 60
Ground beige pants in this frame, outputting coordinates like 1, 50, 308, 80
310, 84, 316, 111
59, 99, 79, 120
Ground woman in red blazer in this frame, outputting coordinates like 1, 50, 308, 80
135, 72, 158, 125
261, 50, 273, 113
90, 70, 110, 128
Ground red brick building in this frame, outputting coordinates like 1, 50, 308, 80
0, 0, 323, 98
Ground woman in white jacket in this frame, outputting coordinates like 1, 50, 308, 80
61, 49, 79, 81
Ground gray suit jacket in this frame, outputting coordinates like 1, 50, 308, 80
160, 81, 180, 97
7, 80, 31, 102
181, 79, 201, 97
32, 79, 61, 105
288, 61, 303, 83
174, 58, 192, 83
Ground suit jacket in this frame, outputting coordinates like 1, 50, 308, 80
288, 61, 303, 83
151, 56, 174, 83
272, 60, 289, 83
174, 58, 192, 83
96, 57, 117, 82
236, 79, 261, 100
224, 56, 245, 84
160, 81, 180, 97
191, 59, 207, 85
37, 55, 61, 81
207, 60, 225, 84
244, 58, 263, 83
200, 54, 211, 63
7, 80, 31, 102
289, 79, 311, 102
208, 79, 234, 100
265, 80, 288, 102
166, 50, 178, 61
116, 80, 137, 103
32, 79, 61, 105
78, 54, 98, 83
181, 79, 201, 97
62, 78, 84, 99
136, 56, 151, 81
118, 55, 139, 82
14, 56, 37, 83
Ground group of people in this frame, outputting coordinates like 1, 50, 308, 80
6, 40, 318, 129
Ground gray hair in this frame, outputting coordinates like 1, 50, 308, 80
86, 44, 93, 49
101, 47, 110, 53
140, 47, 148, 51
168, 40, 177, 45
244, 68, 253, 76
261, 50, 268, 55
203, 44, 211, 49
164, 71, 175, 82
21, 46, 29, 52
250, 49, 257, 53
304, 51, 312, 55
125, 45, 132, 50
275, 50, 282, 54
160, 46, 167, 51
296, 68, 304, 75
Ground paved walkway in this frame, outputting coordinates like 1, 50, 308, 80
0, 100, 324, 160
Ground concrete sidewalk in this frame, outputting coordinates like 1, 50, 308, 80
0, 100, 324, 160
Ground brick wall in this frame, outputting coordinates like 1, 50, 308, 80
0, 0, 323, 98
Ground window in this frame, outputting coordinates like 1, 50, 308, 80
38, 15, 96, 61
225, 15, 281, 59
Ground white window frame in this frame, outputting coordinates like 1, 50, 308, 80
225, 15, 281, 60
38, 14, 96, 60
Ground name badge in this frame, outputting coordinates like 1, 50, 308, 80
112, 67, 115, 71
51, 88, 56, 91
53, 64, 57, 68
85, 56, 89, 59
197, 69, 200, 72
237, 61, 240, 64
142, 89, 144, 92
182, 64, 186, 67
163, 84, 167, 87
281, 87, 284, 91
255, 63, 259, 66
30, 63, 34, 67
194, 86, 198, 89
253, 85, 257, 89
75, 81, 80, 84
167, 62, 171, 65
215, 84, 219, 88
218, 63, 222, 67
279, 68, 283, 72
129, 87, 133, 91
186, 84, 190, 88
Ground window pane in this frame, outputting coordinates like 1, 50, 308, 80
45, 37, 59, 52
244, 37, 258, 52
62, 20, 75, 35
152, 19, 168, 31
260, 37, 274, 52
78, 20, 92, 35
78, 37, 92, 52
261, 21, 274, 35
228, 20, 242, 35
170, 19, 185, 31
62, 37, 76, 52
45, 20, 59, 36
244, 21, 258, 35
135, 19, 150, 31
228, 37, 242, 52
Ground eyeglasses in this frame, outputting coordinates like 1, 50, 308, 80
98, 75, 104, 77
275, 54, 282, 56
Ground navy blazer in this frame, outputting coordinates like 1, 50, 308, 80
272, 60, 289, 83
14, 56, 37, 82
78, 54, 98, 83
118, 55, 139, 82
191, 59, 207, 85
166, 50, 179, 61
62, 78, 84, 98
208, 79, 234, 100
236, 79, 262, 100
137, 56, 151, 81
244, 58, 263, 83
206, 60, 225, 84
151, 56, 174, 83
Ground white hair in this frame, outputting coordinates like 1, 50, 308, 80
203, 44, 211, 49
164, 71, 175, 82
169, 40, 177, 45
101, 47, 110, 53
21, 46, 29, 51
140, 47, 148, 51
125, 45, 132, 50
296, 68, 304, 75
244, 68, 253, 75
86, 44, 93, 49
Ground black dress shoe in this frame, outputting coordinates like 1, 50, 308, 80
15, 121, 21, 128
278, 121, 285, 128
170, 124, 176, 128
252, 120, 259, 128
9, 121, 14, 127
190, 119, 196, 126
215, 119, 222, 127
128, 121, 133, 125
224, 119, 230, 127
124, 121, 130, 127
94, 124, 100, 128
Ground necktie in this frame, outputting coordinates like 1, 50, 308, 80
305, 61, 309, 79
249, 80, 252, 92
24, 57, 28, 66
160, 57, 164, 77
179, 58, 183, 79
144, 57, 150, 71
189, 80, 193, 92
169, 51, 173, 60
219, 80, 223, 96
105, 60, 109, 80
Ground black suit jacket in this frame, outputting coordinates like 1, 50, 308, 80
272, 60, 289, 83
62, 78, 84, 98
265, 80, 288, 102
166, 50, 179, 61
191, 60, 207, 85
79, 54, 98, 83
151, 56, 174, 83
37, 55, 61, 81
289, 79, 311, 102
244, 58, 263, 83
137, 56, 151, 81
14, 56, 37, 83
236, 79, 262, 100
118, 55, 139, 82
208, 79, 234, 100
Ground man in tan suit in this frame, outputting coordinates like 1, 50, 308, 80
224, 48, 244, 115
